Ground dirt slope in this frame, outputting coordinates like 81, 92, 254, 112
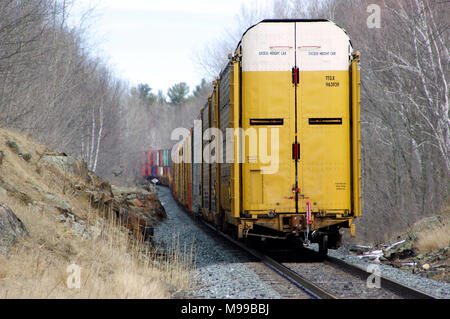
0, 127, 189, 298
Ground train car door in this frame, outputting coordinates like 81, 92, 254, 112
241, 22, 297, 215
295, 21, 352, 214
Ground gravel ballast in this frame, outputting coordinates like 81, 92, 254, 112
154, 186, 282, 299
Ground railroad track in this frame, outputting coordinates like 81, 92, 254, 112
198, 218, 436, 299
199, 220, 335, 299
324, 255, 436, 299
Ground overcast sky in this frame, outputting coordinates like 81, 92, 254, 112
71, 0, 273, 95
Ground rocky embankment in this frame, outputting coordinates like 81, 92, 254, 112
0, 203, 28, 255
0, 129, 166, 255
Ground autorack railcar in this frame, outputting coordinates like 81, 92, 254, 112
171, 19, 361, 255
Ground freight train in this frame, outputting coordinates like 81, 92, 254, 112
141, 149, 172, 186
169, 19, 361, 255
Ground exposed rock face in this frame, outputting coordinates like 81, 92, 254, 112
55, 211, 101, 240
43, 154, 92, 184
6, 140, 22, 155
41, 157, 162, 243
103, 185, 166, 242
45, 193, 72, 212
42, 154, 75, 172
2, 141, 166, 245
3, 141, 31, 162
0, 129, 168, 253
22, 152, 32, 162
0, 202, 28, 254
0, 178, 33, 204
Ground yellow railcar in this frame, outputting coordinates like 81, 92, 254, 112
172, 19, 361, 254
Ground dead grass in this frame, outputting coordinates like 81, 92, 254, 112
0, 127, 194, 298
416, 214, 450, 253
0, 198, 193, 298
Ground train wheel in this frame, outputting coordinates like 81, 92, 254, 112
319, 234, 328, 258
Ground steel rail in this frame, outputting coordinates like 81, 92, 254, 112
325, 255, 436, 299
199, 219, 338, 299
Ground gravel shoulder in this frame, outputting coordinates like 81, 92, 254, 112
154, 186, 283, 299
